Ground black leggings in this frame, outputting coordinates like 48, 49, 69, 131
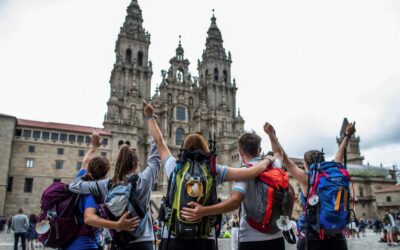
238, 237, 285, 250
159, 238, 217, 250
111, 240, 153, 250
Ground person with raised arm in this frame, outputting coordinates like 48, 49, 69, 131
66, 131, 140, 250
142, 100, 274, 250
264, 121, 356, 250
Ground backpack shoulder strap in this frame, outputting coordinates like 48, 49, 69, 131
128, 175, 146, 218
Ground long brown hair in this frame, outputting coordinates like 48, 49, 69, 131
183, 133, 210, 153
81, 156, 110, 181
112, 145, 139, 185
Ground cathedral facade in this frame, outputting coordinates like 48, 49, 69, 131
103, 0, 244, 192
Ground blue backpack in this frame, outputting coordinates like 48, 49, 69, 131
304, 161, 354, 238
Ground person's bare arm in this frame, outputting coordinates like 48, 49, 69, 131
335, 122, 356, 163
264, 122, 308, 187
81, 131, 101, 170
143, 100, 171, 162
180, 191, 243, 221
224, 157, 273, 182
264, 122, 284, 161
84, 209, 140, 231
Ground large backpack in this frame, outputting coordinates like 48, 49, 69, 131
305, 161, 354, 239
244, 163, 296, 242
104, 175, 148, 248
164, 146, 218, 240
36, 182, 81, 248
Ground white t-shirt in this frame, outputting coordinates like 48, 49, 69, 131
232, 157, 283, 242
161, 155, 228, 239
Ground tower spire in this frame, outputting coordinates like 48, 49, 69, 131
202, 9, 226, 60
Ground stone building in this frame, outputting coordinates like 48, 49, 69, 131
0, 114, 111, 215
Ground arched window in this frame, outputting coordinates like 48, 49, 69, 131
214, 68, 219, 81
137, 51, 143, 66
359, 187, 364, 197
125, 140, 131, 146
222, 119, 227, 130
167, 94, 172, 105
189, 97, 194, 107
176, 128, 185, 146
126, 49, 132, 64
223, 70, 228, 83
176, 106, 186, 121
176, 69, 184, 83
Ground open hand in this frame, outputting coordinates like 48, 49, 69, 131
117, 212, 140, 231
180, 202, 205, 222
345, 122, 356, 137
264, 122, 275, 136
90, 131, 101, 148
143, 99, 154, 117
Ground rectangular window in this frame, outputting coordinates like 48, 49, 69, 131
76, 161, 82, 170
28, 145, 35, 153
53, 179, 61, 183
386, 196, 392, 202
51, 132, 59, 141
7, 177, 13, 192
102, 138, 109, 145
101, 152, 107, 157
55, 160, 64, 169
68, 134, 76, 142
176, 106, 186, 121
57, 148, 64, 155
78, 150, 85, 157
60, 133, 67, 141
42, 131, 50, 140
25, 159, 34, 168
85, 136, 91, 144
33, 131, 41, 139
24, 178, 33, 193
77, 135, 84, 143
23, 130, 32, 138
15, 129, 22, 137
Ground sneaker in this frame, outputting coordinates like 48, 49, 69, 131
392, 242, 398, 246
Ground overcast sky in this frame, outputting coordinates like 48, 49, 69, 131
1, 0, 399, 166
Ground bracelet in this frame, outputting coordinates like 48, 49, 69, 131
146, 114, 155, 120
344, 133, 351, 138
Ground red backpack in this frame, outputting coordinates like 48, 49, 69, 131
244, 164, 296, 243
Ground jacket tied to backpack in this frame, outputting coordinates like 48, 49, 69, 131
243, 162, 296, 243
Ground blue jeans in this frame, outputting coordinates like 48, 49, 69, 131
14, 232, 26, 250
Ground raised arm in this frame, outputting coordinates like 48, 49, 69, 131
224, 157, 273, 182
143, 99, 171, 162
264, 122, 284, 161
264, 122, 308, 188
81, 131, 101, 171
180, 191, 244, 221
335, 122, 356, 163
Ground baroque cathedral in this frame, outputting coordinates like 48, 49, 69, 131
102, 0, 244, 192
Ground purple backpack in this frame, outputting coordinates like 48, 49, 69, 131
37, 182, 81, 248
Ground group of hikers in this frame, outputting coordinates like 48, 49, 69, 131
33, 100, 357, 250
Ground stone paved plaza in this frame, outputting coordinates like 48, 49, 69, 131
0, 229, 399, 250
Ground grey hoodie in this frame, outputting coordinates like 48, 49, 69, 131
69, 141, 160, 243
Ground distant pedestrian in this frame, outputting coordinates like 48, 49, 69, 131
11, 208, 29, 250
384, 210, 397, 246
7, 215, 12, 233
26, 214, 39, 250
